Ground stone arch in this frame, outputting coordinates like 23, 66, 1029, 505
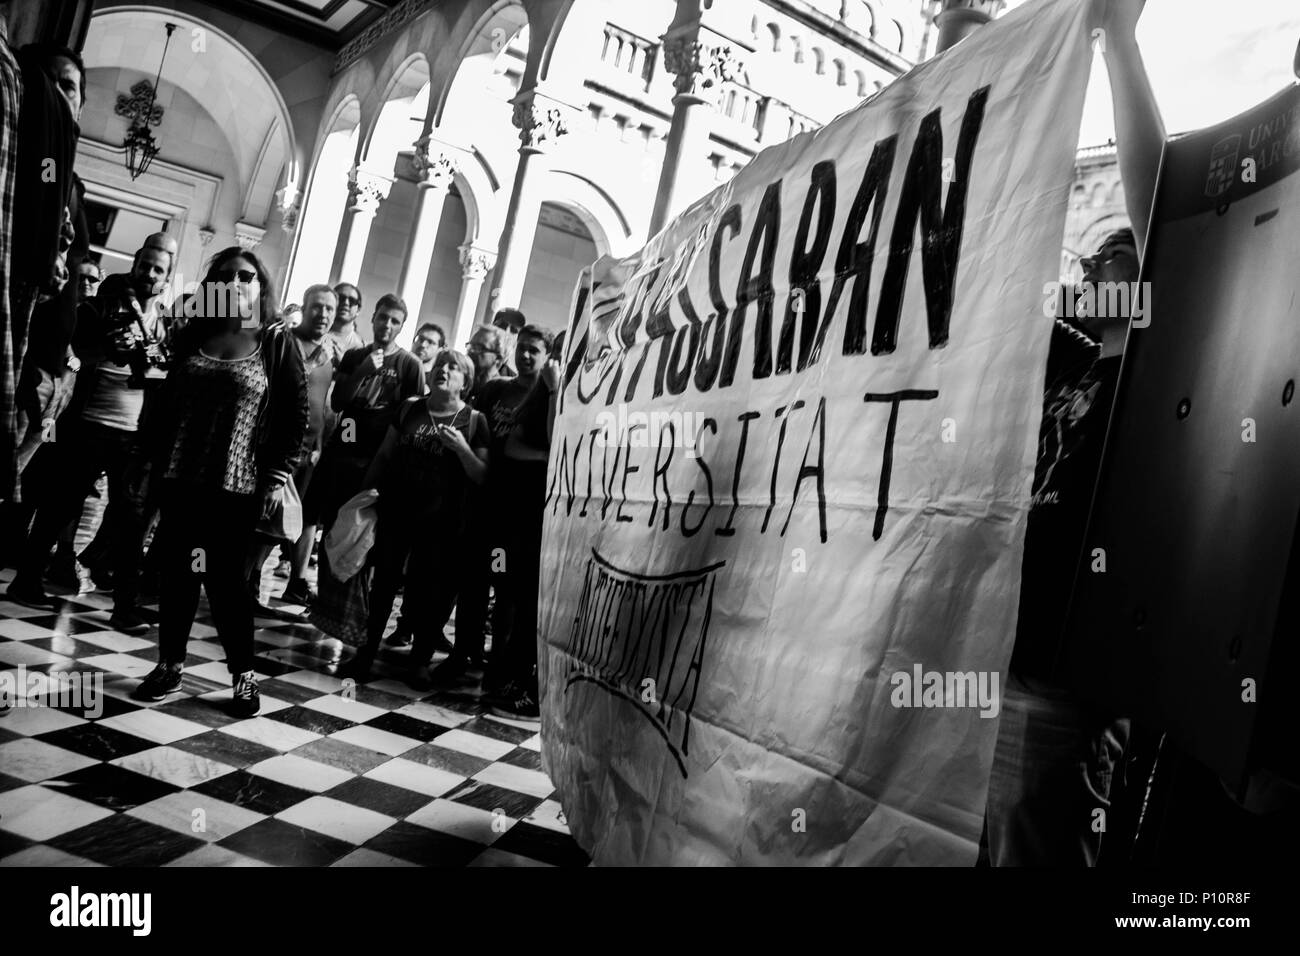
283, 95, 362, 303
360, 52, 431, 164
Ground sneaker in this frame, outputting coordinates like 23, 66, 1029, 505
231, 671, 261, 717
431, 631, 453, 655
134, 663, 184, 702
488, 685, 540, 720
385, 622, 413, 647
46, 555, 80, 590
110, 608, 151, 635
281, 579, 315, 605
5, 577, 55, 610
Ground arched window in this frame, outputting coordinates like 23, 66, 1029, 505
833, 58, 847, 86
791, 36, 804, 64
812, 47, 825, 75
855, 69, 869, 97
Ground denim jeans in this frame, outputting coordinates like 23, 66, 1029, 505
979, 672, 1130, 866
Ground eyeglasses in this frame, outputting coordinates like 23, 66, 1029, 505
215, 269, 258, 284
336, 294, 360, 307
466, 343, 496, 355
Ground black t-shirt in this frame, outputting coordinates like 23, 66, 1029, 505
331, 345, 422, 459
383, 399, 488, 520
472, 376, 534, 462
1011, 320, 1120, 680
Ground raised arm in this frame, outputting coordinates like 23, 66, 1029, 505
1099, 0, 1165, 252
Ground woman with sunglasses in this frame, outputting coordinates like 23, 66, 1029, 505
133, 247, 308, 716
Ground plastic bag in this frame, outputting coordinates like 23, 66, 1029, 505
323, 489, 379, 582
255, 479, 302, 543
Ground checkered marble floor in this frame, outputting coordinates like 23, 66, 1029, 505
0, 566, 588, 868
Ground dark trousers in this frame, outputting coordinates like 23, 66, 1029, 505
495, 460, 548, 694
17, 420, 146, 610
452, 500, 510, 666
363, 504, 462, 665
157, 481, 259, 675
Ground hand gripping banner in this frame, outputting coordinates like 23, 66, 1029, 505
538, 0, 1101, 865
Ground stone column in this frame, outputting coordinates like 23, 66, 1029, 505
454, 244, 497, 348
485, 90, 571, 321
396, 138, 458, 323
649, 35, 741, 236
329, 169, 391, 286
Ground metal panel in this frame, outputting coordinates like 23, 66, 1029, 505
1063, 84, 1300, 791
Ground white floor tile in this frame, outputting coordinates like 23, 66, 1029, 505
405, 799, 512, 844
164, 845, 272, 867
0, 704, 86, 737
473, 761, 555, 799
111, 746, 236, 789
71, 631, 154, 654
363, 758, 464, 798
0, 738, 99, 781
332, 848, 418, 867
395, 701, 473, 728
127, 791, 264, 843
248, 754, 353, 793
301, 693, 387, 724
98, 709, 210, 744
219, 717, 321, 752
76, 653, 157, 678
276, 795, 396, 844
430, 728, 516, 761
0, 785, 113, 840
329, 725, 421, 757
276, 669, 346, 693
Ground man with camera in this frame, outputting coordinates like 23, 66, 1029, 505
5, 232, 176, 633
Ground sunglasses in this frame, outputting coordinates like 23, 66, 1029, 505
215, 269, 258, 284
466, 343, 496, 355
337, 294, 360, 306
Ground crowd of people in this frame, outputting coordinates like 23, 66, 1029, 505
0, 14, 558, 722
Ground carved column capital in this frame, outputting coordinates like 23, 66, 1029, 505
661, 36, 742, 103
411, 136, 459, 191
511, 92, 571, 153
346, 169, 392, 215
458, 244, 497, 280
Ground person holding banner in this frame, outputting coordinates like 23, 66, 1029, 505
980, 0, 1163, 867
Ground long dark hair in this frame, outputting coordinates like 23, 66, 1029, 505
199, 246, 279, 329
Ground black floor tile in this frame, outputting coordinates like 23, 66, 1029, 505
36, 723, 156, 761
324, 776, 435, 818
256, 679, 331, 705
192, 769, 314, 815
172, 730, 281, 769
48, 762, 180, 811
25, 636, 116, 659
0, 827, 35, 859
154, 696, 244, 730
364, 712, 447, 743
401, 743, 492, 778
0, 770, 27, 792
498, 747, 544, 772
363, 821, 486, 867
218, 818, 352, 866
266, 705, 355, 736
50, 814, 203, 866
458, 716, 535, 745
80, 694, 142, 722
492, 821, 590, 867
445, 779, 544, 818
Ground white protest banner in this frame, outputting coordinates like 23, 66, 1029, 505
538, 0, 1100, 865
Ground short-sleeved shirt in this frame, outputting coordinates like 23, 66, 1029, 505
1011, 319, 1120, 680
328, 325, 365, 355
472, 376, 535, 463
332, 345, 423, 459
293, 332, 338, 451
383, 398, 488, 522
